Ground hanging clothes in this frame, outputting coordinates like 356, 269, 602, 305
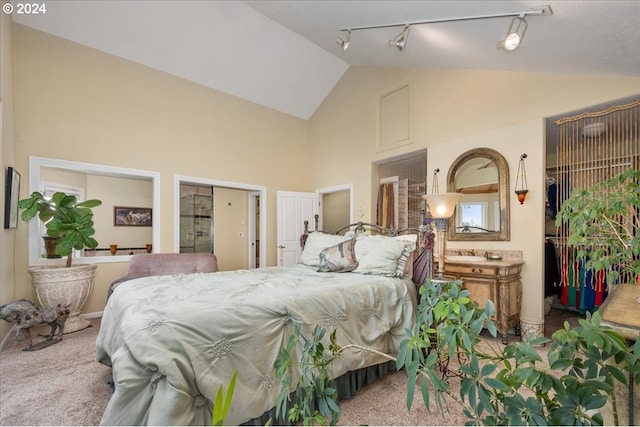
376, 182, 395, 229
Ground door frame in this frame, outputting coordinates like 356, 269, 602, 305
317, 183, 354, 230
247, 191, 260, 269
174, 175, 267, 269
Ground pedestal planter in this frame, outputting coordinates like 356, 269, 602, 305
28, 264, 97, 333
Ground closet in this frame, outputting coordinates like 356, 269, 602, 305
375, 150, 428, 230
180, 184, 214, 253
546, 97, 639, 313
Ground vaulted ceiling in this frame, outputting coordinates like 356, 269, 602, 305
11, 1, 640, 120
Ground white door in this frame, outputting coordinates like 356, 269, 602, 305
277, 191, 318, 266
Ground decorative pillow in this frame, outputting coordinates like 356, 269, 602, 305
394, 235, 418, 278
353, 235, 407, 277
317, 238, 358, 273
300, 232, 352, 267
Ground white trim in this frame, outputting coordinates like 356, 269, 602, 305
316, 183, 354, 227
27, 156, 161, 265
174, 175, 267, 269
247, 191, 260, 269
82, 311, 104, 319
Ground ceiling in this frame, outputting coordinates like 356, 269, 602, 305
11, 1, 640, 120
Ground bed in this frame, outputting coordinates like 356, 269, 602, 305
96, 221, 427, 425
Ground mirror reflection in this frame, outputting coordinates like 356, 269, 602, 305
447, 148, 510, 241
453, 157, 499, 233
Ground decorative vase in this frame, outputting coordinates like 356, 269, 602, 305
28, 264, 97, 333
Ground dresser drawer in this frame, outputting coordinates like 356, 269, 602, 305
445, 263, 498, 277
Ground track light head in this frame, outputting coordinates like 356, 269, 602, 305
498, 16, 528, 51
388, 25, 410, 51
336, 29, 351, 51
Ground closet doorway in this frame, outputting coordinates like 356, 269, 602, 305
544, 95, 639, 327
175, 176, 267, 270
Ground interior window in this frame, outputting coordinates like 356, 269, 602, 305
26, 157, 160, 265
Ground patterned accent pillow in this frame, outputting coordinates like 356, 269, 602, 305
317, 238, 358, 273
300, 232, 352, 267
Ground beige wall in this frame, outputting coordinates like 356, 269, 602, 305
307, 66, 640, 321
322, 190, 350, 232
12, 25, 310, 315
1, 2, 17, 340
5, 21, 640, 334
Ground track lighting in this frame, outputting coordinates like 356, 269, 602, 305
497, 15, 528, 51
388, 25, 410, 52
337, 5, 551, 53
336, 29, 351, 51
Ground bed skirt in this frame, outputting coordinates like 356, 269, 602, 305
241, 361, 398, 425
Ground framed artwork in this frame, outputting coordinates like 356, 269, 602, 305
4, 167, 21, 229
114, 206, 152, 226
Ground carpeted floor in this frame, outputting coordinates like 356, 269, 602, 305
0, 309, 583, 426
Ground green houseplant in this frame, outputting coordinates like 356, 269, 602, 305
19, 191, 102, 332
556, 167, 639, 285
19, 191, 102, 267
555, 167, 640, 423
275, 279, 640, 426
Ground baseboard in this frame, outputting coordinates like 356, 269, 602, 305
82, 311, 103, 319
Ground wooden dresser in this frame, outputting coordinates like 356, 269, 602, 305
443, 258, 524, 344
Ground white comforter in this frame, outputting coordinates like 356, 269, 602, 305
96, 264, 417, 425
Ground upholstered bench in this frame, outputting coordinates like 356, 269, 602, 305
107, 253, 219, 301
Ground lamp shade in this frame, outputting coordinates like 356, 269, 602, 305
424, 193, 462, 218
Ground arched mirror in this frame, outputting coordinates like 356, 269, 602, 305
447, 148, 510, 241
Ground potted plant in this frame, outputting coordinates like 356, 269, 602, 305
556, 167, 640, 423
556, 167, 639, 287
19, 191, 102, 333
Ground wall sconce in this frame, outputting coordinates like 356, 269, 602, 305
423, 168, 462, 280
515, 153, 529, 204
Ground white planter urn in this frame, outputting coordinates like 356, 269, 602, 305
28, 264, 97, 333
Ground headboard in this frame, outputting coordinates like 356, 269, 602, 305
301, 214, 426, 250
300, 214, 434, 286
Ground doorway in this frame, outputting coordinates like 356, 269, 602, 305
174, 176, 266, 270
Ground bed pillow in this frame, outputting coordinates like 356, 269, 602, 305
353, 235, 408, 277
300, 232, 352, 267
317, 238, 358, 272
394, 235, 418, 278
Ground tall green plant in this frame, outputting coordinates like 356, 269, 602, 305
274, 325, 342, 425
276, 279, 640, 426
19, 191, 102, 267
556, 167, 640, 284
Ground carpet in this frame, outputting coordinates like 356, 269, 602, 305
0, 309, 583, 426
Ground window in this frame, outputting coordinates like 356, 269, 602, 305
458, 202, 488, 232
26, 157, 160, 265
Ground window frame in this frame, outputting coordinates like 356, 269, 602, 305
26, 156, 161, 265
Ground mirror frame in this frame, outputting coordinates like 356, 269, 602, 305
446, 148, 510, 241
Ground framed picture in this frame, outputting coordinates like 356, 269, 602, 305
114, 206, 152, 227
4, 167, 21, 229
